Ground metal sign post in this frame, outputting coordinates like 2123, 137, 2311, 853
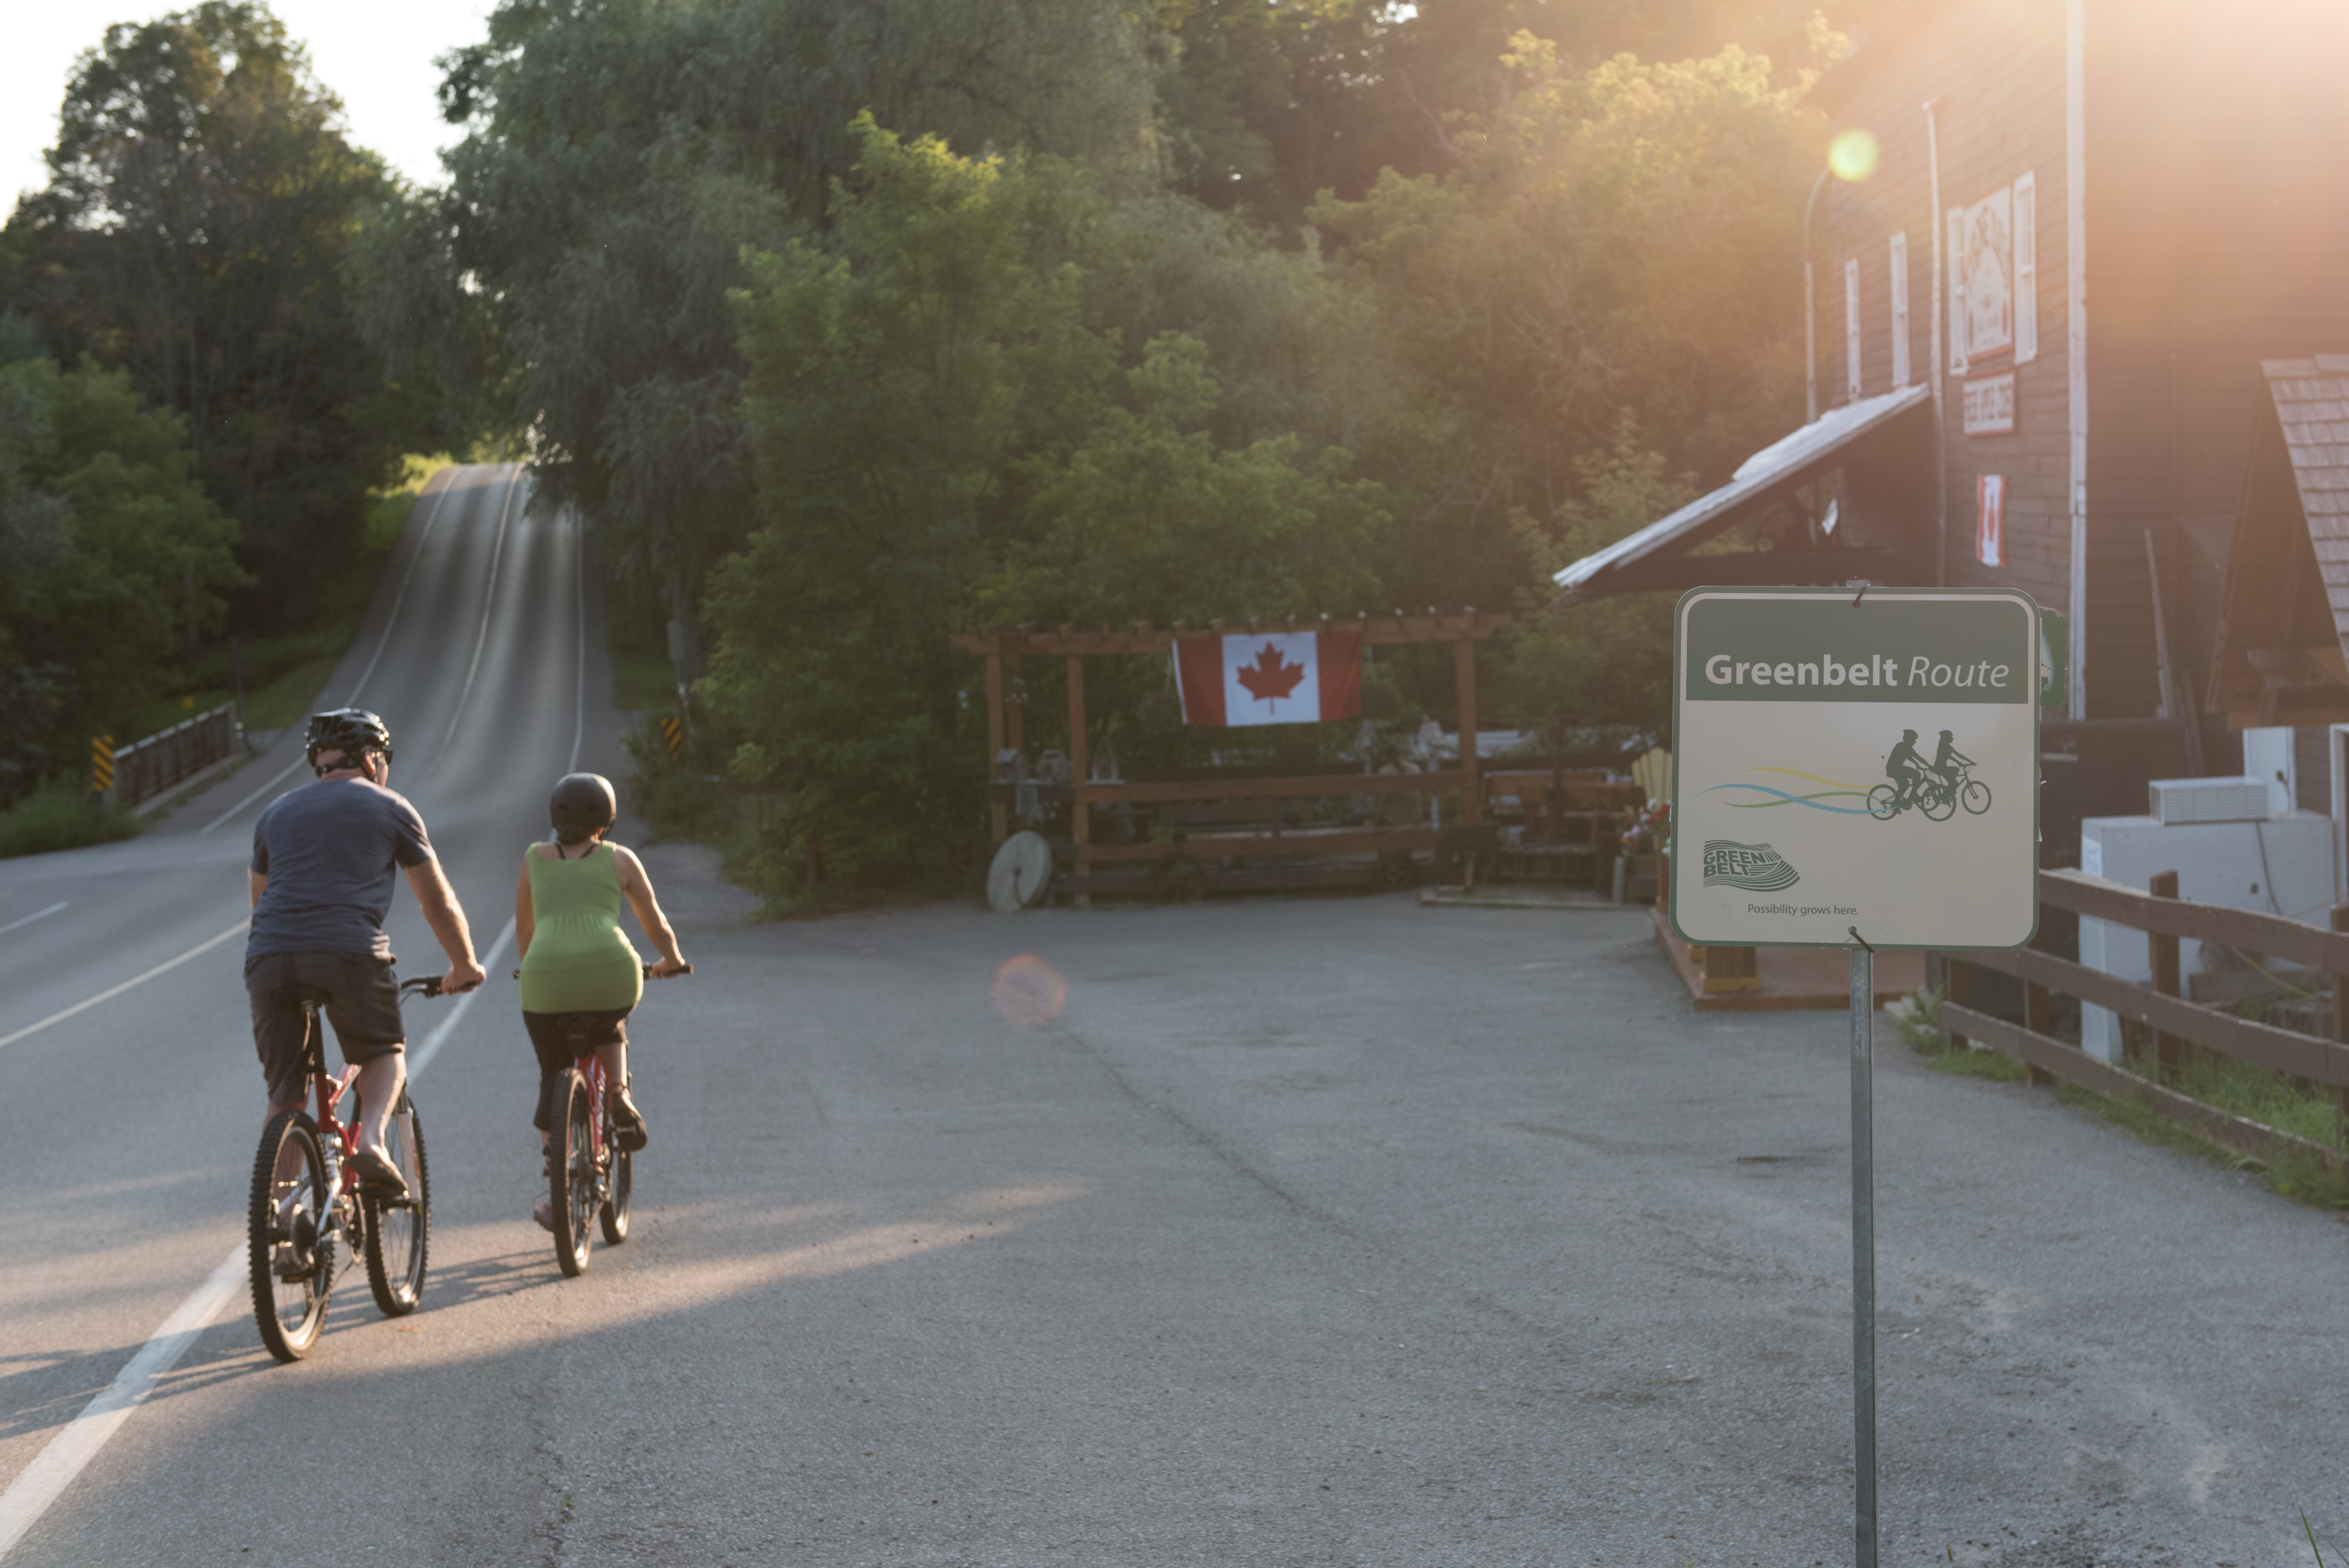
1849, 943, 1877, 1568
1670, 585, 2040, 1568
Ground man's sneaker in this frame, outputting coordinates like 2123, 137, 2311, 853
611, 1086, 648, 1152
347, 1145, 410, 1200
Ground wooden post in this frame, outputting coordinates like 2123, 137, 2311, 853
1702, 942, 1760, 994
1067, 653, 1089, 909
2150, 870, 2182, 1074
1005, 654, 1024, 756
1453, 638, 1481, 826
985, 650, 1007, 846
2331, 905, 2349, 1148
2022, 971, 2057, 1087
1945, 956, 1970, 1051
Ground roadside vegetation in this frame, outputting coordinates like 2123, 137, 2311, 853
1890, 985, 2349, 1210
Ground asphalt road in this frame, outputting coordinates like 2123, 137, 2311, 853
2, 466, 2346, 1566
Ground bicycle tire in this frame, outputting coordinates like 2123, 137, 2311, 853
363, 1093, 430, 1316
249, 1110, 332, 1362
1920, 789, 1957, 821
600, 1146, 633, 1246
550, 1070, 596, 1276
1961, 779, 1992, 815
1866, 784, 1900, 821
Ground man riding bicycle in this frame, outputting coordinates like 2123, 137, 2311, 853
246, 710, 486, 1198
1884, 728, 1928, 809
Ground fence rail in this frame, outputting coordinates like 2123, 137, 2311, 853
1941, 868, 2349, 1171
107, 704, 238, 808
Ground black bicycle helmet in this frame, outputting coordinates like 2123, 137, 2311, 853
549, 772, 618, 843
305, 709, 393, 775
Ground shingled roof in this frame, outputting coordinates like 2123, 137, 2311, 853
2207, 356, 2349, 728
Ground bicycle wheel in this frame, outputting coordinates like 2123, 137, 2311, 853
600, 1145, 633, 1246
363, 1093, 430, 1316
1961, 779, 1992, 815
1866, 784, 1901, 821
249, 1110, 332, 1362
1920, 788, 1956, 821
549, 1070, 596, 1276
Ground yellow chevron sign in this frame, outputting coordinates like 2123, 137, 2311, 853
659, 716, 685, 760
91, 736, 115, 794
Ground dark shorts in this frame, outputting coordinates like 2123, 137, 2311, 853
522, 1008, 632, 1131
247, 951, 406, 1107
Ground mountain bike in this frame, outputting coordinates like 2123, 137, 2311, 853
1866, 764, 1992, 822
248, 976, 442, 1363
531, 962, 689, 1277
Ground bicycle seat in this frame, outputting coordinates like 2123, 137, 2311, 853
275, 983, 335, 1009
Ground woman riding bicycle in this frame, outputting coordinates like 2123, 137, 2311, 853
515, 773, 688, 1230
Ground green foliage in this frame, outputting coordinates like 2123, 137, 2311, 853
1887, 986, 1950, 1055
2, 3, 447, 633
0, 778, 140, 860
358, 0, 1163, 667
0, 357, 241, 801
707, 119, 1393, 893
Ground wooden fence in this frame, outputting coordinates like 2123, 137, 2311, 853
107, 703, 238, 808
1942, 868, 2349, 1171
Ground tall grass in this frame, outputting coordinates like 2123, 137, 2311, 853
0, 779, 139, 859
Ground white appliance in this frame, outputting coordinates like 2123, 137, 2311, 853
2147, 776, 2270, 826
2077, 811, 2334, 1062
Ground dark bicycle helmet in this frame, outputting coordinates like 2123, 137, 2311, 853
305, 709, 394, 775
549, 772, 618, 843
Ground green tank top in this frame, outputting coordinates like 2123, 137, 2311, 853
518, 842, 644, 1014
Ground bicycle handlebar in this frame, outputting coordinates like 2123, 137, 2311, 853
398, 976, 446, 1000
506, 963, 694, 980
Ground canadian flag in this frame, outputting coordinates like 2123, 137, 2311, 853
1174, 631, 1363, 727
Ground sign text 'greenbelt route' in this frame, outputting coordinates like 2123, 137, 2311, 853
1700, 653, 2016, 692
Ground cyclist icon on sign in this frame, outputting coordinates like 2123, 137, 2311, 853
1869, 726, 1992, 822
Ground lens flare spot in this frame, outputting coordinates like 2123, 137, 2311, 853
1829, 128, 1880, 182
991, 954, 1067, 1028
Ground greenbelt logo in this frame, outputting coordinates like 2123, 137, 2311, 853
1702, 840, 1800, 893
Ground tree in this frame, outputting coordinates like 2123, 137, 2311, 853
358, 0, 1163, 668
707, 119, 1389, 891
0, 355, 240, 798
2, 3, 442, 629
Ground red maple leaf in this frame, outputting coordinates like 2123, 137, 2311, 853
1236, 643, 1308, 707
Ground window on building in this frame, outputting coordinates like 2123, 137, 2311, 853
1845, 257, 1862, 401
2012, 171, 2038, 363
1889, 231, 1911, 388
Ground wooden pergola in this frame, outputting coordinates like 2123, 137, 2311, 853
950, 612, 1511, 903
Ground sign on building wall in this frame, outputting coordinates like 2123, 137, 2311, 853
1948, 186, 2014, 372
1671, 587, 2041, 950
1976, 474, 2007, 566
1962, 372, 2016, 435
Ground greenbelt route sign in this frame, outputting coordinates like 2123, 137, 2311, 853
1670, 587, 2040, 950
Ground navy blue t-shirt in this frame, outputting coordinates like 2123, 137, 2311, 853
247, 778, 435, 960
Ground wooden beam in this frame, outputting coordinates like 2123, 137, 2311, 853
949, 612, 1513, 659
1075, 770, 1467, 805
985, 650, 1007, 846
1079, 830, 1442, 864
2038, 867, 2349, 972
1067, 653, 1089, 906
1454, 637, 1481, 827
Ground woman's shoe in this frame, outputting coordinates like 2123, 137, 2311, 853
611, 1087, 648, 1152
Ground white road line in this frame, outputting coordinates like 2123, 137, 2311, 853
0, 902, 67, 939
0, 919, 247, 1052
436, 467, 525, 759
0, 477, 584, 1558
0, 1249, 245, 1560
200, 467, 467, 836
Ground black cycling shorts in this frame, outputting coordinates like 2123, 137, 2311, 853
247, 951, 405, 1107
522, 1008, 632, 1131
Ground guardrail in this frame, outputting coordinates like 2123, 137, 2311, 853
106, 703, 239, 808
1941, 868, 2349, 1171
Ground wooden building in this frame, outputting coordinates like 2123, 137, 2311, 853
1560, 0, 2349, 801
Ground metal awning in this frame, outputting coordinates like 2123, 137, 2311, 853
1553, 384, 1933, 603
